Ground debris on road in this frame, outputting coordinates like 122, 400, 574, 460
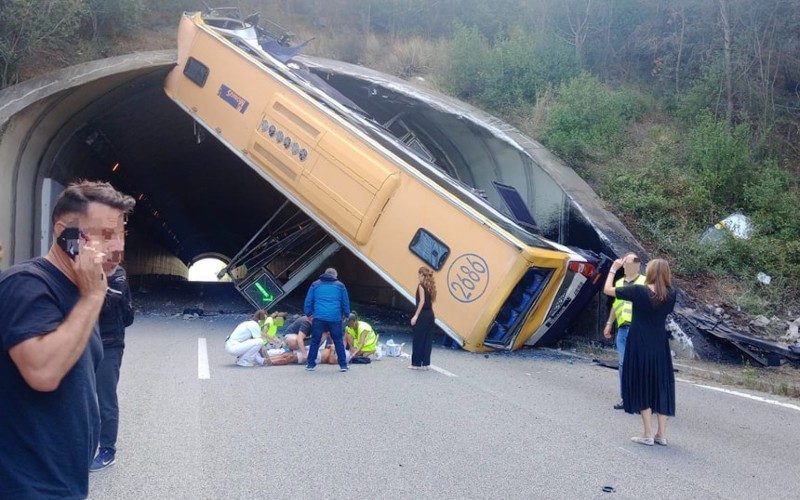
700, 212, 753, 244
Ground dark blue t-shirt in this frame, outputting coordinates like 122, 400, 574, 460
0, 258, 103, 499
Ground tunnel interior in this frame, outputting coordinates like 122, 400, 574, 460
49, 67, 280, 273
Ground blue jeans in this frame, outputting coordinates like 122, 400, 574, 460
96, 346, 124, 450
306, 319, 347, 369
616, 325, 629, 400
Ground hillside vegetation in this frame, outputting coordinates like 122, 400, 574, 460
2, 0, 798, 320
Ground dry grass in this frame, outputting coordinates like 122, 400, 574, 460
362, 35, 450, 79
568, 338, 800, 400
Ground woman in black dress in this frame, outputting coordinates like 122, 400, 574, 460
604, 257, 676, 446
409, 266, 436, 370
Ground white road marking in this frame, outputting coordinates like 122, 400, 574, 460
198, 338, 210, 380
677, 378, 800, 412
400, 352, 457, 377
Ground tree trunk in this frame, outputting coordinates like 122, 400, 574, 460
719, 0, 734, 125
675, 8, 686, 94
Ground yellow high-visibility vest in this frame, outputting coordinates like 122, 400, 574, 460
612, 274, 646, 327
345, 320, 378, 352
259, 317, 283, 339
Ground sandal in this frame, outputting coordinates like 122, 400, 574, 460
631, 436, 654, 446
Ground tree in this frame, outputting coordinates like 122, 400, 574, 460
0, 0, 87, 88
718, 0, 734, 125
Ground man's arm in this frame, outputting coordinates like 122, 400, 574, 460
303, 285, 315, 316
340, 285, 351, 317
9, 246, 107, 392
603, 308, 615, 339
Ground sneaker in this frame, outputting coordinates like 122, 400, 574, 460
654, 436, 668, 446
305, 365, 316, 371
613, 401, 624, 410
89, 447, 116, 472
631, 436, 654, 446
339, 366, 348, 372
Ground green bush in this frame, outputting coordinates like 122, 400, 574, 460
0, 0, 87, 87
743, 158, 800, 239
541, 73, 647, 163
87, 0, 146, 37
687, 114, 755, 209
445, 24, 578, 112
674, 66, 725, 124
444, 24, 492, 98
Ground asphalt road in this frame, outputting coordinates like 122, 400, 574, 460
89, 315, 800, 499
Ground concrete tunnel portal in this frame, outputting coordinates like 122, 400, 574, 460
0, 50, 648, 339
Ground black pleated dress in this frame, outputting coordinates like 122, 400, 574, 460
411, 285, 435, 367
616, 285, 677, 416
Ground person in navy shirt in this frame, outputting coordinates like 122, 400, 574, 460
0, 181, 135, 499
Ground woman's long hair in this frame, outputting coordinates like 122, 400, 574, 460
418, 266, 437, 303
645, 259, 672, 304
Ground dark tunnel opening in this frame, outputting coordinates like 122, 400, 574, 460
44, 66, 398, 309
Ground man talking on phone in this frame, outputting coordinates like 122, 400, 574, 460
0, 181, 135, 499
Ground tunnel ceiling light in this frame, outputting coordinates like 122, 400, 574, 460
111, 162, 120, 172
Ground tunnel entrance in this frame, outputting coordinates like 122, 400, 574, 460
1, 50, 649, 344
188, 256, 229, 282
4, 63, 397, 309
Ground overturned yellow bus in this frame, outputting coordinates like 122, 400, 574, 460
163, 11, 608, 351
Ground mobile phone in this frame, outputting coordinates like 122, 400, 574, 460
56, 227, 81, 260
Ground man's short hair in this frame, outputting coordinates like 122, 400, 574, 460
623, 252, 640, 263
52, 180, 136, 222
324, 267, 338, 278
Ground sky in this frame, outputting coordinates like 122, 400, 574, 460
187, 257, 228, 282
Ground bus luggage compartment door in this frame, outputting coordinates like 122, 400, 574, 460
298, 132, 400, 245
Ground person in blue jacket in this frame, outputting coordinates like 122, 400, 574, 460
304, 268, 351, 372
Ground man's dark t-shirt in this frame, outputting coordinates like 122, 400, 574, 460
284, 316, 312, 336
0, 258, 103, 499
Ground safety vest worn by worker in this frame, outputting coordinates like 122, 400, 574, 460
259, 317, 283, 341
612, 274, 646, 327
345, 320, 378, 353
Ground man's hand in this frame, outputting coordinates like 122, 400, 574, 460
410, 315, 417, 327
603, 324, 613, 339
73, 242, 106, 300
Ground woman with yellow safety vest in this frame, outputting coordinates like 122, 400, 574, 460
345, 312, 379, 358
258, 311, 287, 348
